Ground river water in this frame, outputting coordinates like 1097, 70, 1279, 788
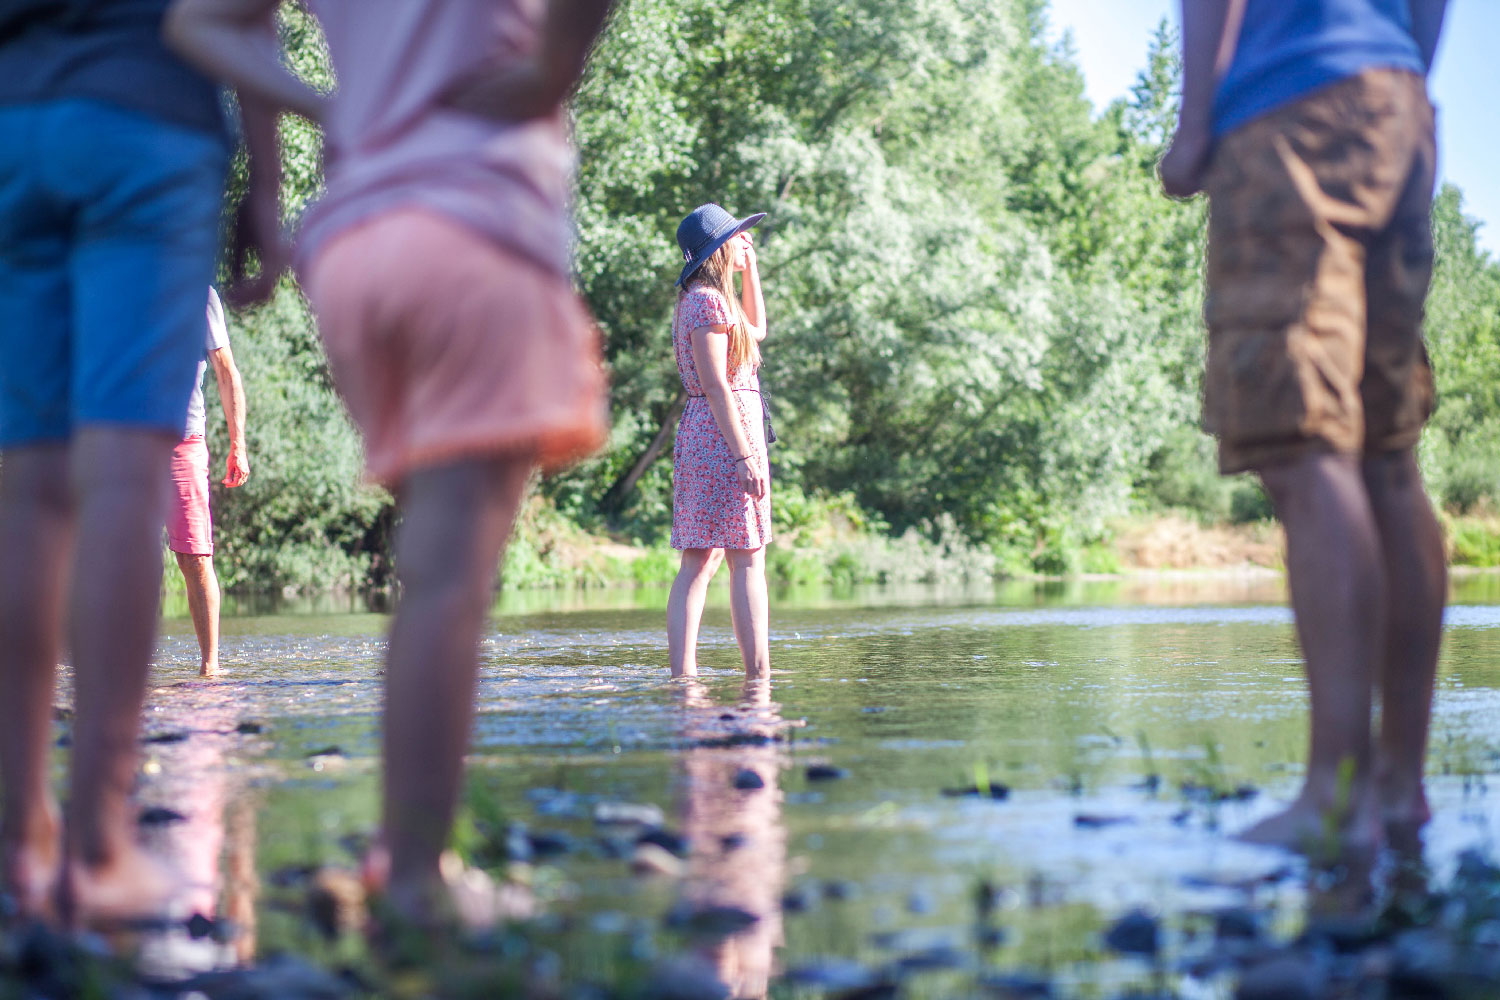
87, 573, 1500, 997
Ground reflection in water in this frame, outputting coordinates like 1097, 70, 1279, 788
131, 682, 259, 973
674, 679, 788, 999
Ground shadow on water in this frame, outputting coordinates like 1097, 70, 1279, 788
18, 572, 1500, 996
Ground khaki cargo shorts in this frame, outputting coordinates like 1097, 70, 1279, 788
1203, 68, 1437, 474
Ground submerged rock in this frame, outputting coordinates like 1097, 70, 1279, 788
637, 827, 689, 858
630, 843, 684, 878
1234, 953, 1324, 1000
664, 902, 759, 937
806, 764, 849, 782
941, 784, 1011, 800
977, 971, 1055, 997
733, 768, 766, 790
235, 720, 266, 734
644, 955, 732, 1000
784, 957, 883, 992
1103, 909, 1159, 957
144, 731, 190, 744
1073, 814, 1133, 829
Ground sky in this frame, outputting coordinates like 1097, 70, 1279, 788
1047, 0, 1498, 256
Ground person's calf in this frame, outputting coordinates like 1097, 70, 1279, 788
1363, 449, 1446, 832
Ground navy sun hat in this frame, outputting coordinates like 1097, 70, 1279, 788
675, 203, 766, 287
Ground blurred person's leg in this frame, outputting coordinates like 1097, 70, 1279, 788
52, 100, 227, 924
0, 100, 77, 921
1241, 453, 1384, 853
381, 456, 529, 921
669, 547, 723, 677
1363, 450, 1444, 833
724, 546, 769, 680
0, 446, 72, 920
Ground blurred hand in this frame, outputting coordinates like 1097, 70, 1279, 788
443, 56, 570, 122
223, 445, 250, 488
736, 457, 766, 499
222, 186, 287, 308
1159, 127, 1213, 199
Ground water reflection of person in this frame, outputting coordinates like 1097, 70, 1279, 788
133, 688, 259, 973
676, 678, 787, 999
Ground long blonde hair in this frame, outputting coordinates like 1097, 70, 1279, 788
683, 241, 759, 374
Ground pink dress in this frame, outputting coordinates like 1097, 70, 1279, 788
670, 286, 771, 550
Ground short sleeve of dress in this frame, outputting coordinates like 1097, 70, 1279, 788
684, 287, 732, 331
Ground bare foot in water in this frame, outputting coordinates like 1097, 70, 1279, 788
1237, 788, 1383, 861
1378, 775, 1431, 843
64, 844, 188, 931
1, 806, 62, 921
363, 841, 530, 933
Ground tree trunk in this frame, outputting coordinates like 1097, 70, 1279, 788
602, 390, 686, 515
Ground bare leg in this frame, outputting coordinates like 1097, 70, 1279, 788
667, 548, 722, 678
64, 427, 185, 926
1239, 452, 1384, 855
380, 456, 530, 922
724, 547, 770, 680
0, 444, 71, 920
175, 553, 221, 677
1362, 449, 1446, 834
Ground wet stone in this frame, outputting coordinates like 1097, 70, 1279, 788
305, 745, 344, 758
144, 730, 190, 744
1074, 814, 1133, 829
630, 843, 684, 878
138, 805, 187, 826
1234, 953, 1324, 1000
823, 880, 858, 901
594, 801, 665, 827
1103, 909, 1160, 957
781, 885, 818, 913
527, 830, 573, 858
235, 720, 266, 734
637, 827, 689, 858
733, 768, 766, 790
720, 832, 747, 852
806, 764, 849, 782
1214, 907, 1262, 943
665, 902, 760, 937
784, 957, 882, 992
644, 955, 733, 1000
941, 784, 1011, 800
185, 912, 215, 940
977, 971, 1055, 997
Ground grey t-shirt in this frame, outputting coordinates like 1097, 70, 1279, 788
185, 287, 230, 439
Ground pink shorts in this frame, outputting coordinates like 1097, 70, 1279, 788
167, 436, 213, 555
303, 208, 608, 487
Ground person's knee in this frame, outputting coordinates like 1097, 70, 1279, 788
0, 447, 70, 513
680, 548, 719, 580
174, 552, 215, 585
724, 547, 766, 574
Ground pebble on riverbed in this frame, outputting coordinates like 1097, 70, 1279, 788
732, 767, 765, 790
805, 764, 849, 781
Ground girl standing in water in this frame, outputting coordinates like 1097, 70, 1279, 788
667, 204, 771, 680
167, 0, 611, 925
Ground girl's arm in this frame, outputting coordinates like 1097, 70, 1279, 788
737, 236, 767, 343
691, 324, 768, 500
164, 0, 327, 121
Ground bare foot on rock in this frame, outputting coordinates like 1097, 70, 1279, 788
64, 845, 188, 931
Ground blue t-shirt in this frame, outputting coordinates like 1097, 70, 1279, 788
0, 0, 226, 137
1213, 0, 1427, 137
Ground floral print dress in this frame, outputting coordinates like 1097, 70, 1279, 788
670, 285, 771, 550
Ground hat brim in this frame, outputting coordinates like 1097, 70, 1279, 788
676, 212, 766, 287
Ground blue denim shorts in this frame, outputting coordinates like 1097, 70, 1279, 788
0, 98, 228, 446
